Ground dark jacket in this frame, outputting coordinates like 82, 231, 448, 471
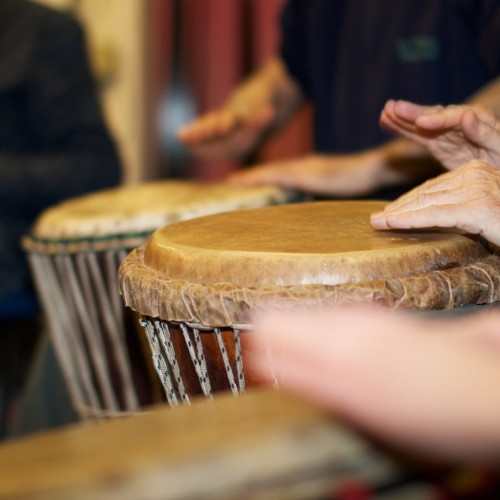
0, 0, 121, 314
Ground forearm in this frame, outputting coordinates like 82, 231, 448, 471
369, 137, 442, 187
467, 76, 500, 118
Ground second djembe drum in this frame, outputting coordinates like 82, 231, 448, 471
23, 181, 289, 418
119, 200, 500, 405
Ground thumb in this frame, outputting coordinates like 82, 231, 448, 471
245, 104, 276, 134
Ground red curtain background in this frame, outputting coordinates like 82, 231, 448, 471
147, 0, 312, 180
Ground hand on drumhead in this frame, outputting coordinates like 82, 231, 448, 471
177, 105, 275, 163
370, 160, 500, 247
228, 152, 405, 197
248, 305, 500, 462
380, 100, 500, 170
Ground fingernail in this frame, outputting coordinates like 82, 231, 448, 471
370, 212, 387, 228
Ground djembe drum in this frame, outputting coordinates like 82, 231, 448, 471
119, 200, 500, 405
0, 389, 406, 499
22, 181, 289, 419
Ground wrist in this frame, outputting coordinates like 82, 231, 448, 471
378, 138, 428, 163
374, 139, 439, 186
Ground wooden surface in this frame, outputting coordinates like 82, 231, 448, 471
0, 389, 399, 499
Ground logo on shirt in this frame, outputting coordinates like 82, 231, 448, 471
396, 36, 441, 63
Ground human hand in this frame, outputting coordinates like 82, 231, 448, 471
227, 151, 405, 197
370, 160, 500, 247
380, 100, 500, 170
248, 305, 500, 462
177, 104, 275, 163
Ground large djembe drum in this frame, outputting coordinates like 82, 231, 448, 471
119, 201, 500, 405
22, 181, 289, 419
0, 389, 407, 499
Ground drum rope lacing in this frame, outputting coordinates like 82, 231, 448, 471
180, 323, 212, 398
140, 318, 246, 405
29, 248, 145, 418
141, 319, 180, 405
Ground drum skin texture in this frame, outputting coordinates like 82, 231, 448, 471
25, 180, 289, 250
119, 200, 500, 327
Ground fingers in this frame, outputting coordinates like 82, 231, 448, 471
248, 306, 500, 461
177, 110, 240, 143
178, 105, 275, 162
392, 100, 436, 123
371, 203, 467, 232
229, 152, 330, 189
383, 99, 464, 132
380, 99, 419, 137
413, 104, 464, 130
380, 100, 500, 159
381, 100, 441, 129
228, 162, 281, 186
373, 161, 500, 247
370, 165, 474, 231
248, 306, 410, 395
371, 184, 475, 232
381, 168, 463, 208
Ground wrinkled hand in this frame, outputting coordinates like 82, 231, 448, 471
248, 305, 500, 462
371, 160, 500, 247
228, 151, 404, 197
177, 105, 275, 163
380, 100, 500, 170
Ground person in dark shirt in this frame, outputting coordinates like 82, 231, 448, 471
178, 0, 500, 199
0, 0, 121, 318
0, 0, 121, 436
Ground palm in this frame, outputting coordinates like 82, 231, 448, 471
425, 128, 482, 169
380, 100, 500, 170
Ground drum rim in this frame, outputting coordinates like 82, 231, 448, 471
22, 230, 154, 254
119, 245, 500, 327
25, 181, 291, 245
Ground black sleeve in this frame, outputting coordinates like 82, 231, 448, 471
477, 0, 500, 76
278, 0, 311, 96
0, 8, 121, 216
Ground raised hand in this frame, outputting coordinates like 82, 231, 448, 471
177, 105, 275, 163
248, 304, 500, 462
380, 100, 500, 170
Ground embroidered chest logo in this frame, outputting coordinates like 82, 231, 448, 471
396, 36, 441, 63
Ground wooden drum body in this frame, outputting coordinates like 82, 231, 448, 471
119, 201, 500, 405
22, 181, 289, 418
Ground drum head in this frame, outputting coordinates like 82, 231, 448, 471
25, 181, 289, 250
120, 201, 500, 324
143, 200, 486, 286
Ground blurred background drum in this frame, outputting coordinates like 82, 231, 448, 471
22, 181, 289, 419
119, 200, 500, 405
0, 388, 405, 499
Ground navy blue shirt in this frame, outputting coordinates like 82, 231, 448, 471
0, 0, 121, 316
280, 0, 500, 153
